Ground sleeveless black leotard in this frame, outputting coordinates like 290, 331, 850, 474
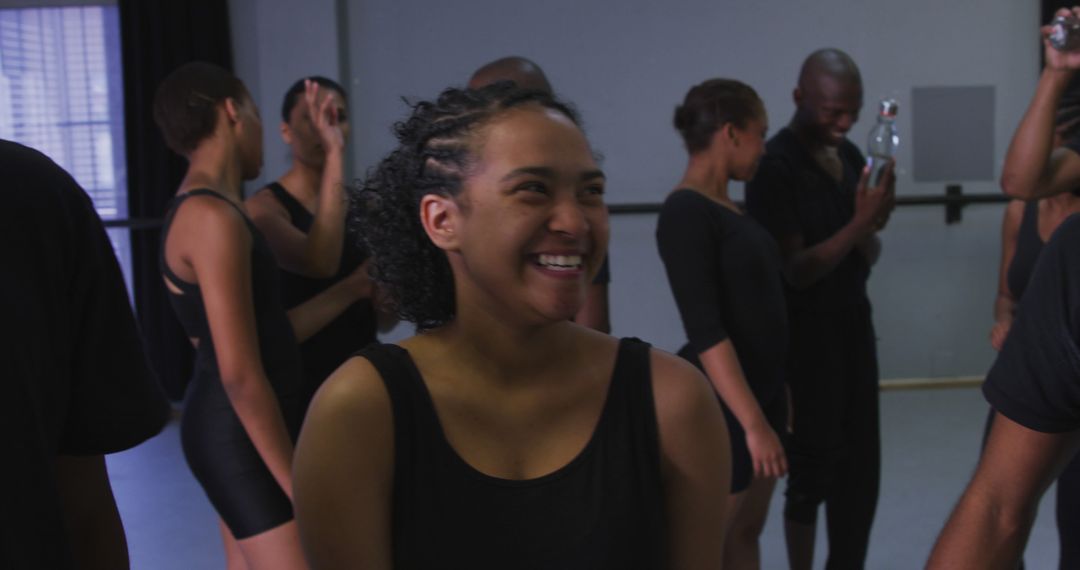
160, 189, 304, 539
359, 337, 667, 569
262, 182, 377, 397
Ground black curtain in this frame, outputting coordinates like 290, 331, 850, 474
119, 0, 233, 399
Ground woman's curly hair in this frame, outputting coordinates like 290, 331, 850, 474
355, 82, 581, 330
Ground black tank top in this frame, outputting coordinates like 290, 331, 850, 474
159, 189, 304, 411
1007, 201, 1044, 301
359, 337, 666, 569
263, 182, 377, 394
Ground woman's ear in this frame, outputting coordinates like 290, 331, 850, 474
419, 193, 462, 251
223, 97, 241, 125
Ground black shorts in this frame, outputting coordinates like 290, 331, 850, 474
181, 369, 303, 539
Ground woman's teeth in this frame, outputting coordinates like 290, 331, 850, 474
537, 254, 582, 270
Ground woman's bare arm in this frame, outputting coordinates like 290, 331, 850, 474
651, 349, 730, 570
286, 261, 373, 343
294, 357, 395, 569
248, 82, 349, 278
991, 201, 1024, 350
698, 340, 786, 478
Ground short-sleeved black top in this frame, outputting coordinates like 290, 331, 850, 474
1006, 201, 1043, 300
0, 140, 170, 568
656, 189, 788, 405
984, 214, 1080, 433
745, 127, 871, 313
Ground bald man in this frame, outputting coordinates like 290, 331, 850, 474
468, 56, 612, 333
745, 48, 895, 570
468, 56, 554, 93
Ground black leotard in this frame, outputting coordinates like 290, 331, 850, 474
262, 182, 377, 397
160, 188, 304, 539
359, 337, 666, 569
656, 189, 789, 493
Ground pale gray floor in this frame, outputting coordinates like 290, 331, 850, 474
108, 387, 1060, 569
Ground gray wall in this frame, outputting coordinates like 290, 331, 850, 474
232, 0, 1041, 379
229, 0, 343, 191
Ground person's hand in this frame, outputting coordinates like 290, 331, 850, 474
853, 160, 896, 236
990, 318, 1012, 351
1045, 7, 1080, 72
746, 423, 787, 479
344, 259, 374, 300
305, 79, 345, 154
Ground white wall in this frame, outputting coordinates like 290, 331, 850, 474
233, 0, 1042, 378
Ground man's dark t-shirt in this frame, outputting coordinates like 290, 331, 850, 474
0, 140, 170, 568
745, 127, 871, 313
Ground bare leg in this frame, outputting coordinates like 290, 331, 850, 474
219, 519, 249, 570
722, 489, 747, 568
236, 520, 309, 570
724, 477, 778, 569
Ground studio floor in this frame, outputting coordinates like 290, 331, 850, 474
107, 386, 1060, 569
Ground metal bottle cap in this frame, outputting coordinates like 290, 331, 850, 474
878, 99, 899, 119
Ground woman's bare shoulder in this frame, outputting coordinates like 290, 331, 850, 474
307, 353, 394, 431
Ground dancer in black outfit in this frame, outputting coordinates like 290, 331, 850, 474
153, 62, 312, 570
929, 212, 1080, 567
247, 77, 382, 398
982, 13, 1080, 565
293, 83, 731, 569
745, 48, 895, 570
2, 139, 170, 569
657, 78, 786, 569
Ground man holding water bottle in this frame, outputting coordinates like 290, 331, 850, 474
745, 47, 895, 570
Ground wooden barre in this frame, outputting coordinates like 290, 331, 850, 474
879, 376, 983, 391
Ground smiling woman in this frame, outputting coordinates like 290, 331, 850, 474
292, 83, 732, 570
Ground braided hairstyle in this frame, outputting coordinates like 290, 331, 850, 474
356, 82, 581, 331
674, 78, 764, 154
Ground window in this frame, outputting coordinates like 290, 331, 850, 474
0, 3, 131, 292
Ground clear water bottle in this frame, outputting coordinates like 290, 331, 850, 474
866, 99, 899, 187
1049, 13, 1080, 52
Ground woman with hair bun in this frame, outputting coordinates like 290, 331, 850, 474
152, 62, 310, 569
657, 78, 787, 569
293, 83, 730, 569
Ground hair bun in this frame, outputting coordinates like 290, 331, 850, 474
673, 104, 694, 133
